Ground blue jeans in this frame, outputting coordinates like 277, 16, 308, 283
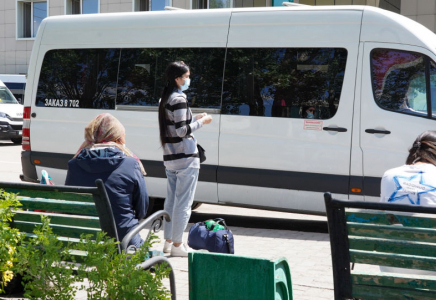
164, 167, 199, 243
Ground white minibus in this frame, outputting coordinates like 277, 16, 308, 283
20, 5, 436, 214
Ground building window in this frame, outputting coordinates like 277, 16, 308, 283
150, 0, 170, 11
134, 0, 150, 11
234, 0, 265, 8
66, 0, 99, 14
17, 1, 48, 38
192, 0, 231, 8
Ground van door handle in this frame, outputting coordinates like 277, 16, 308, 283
323, 127, 347, 132
365, 129, 391, 134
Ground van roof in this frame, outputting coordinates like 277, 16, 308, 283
37, 5, 436, 54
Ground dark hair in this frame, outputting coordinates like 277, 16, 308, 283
158, 61, 190, 147
302, 106, 315, 118
406, 130, 436, 166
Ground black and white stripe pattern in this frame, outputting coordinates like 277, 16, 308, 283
163, 90, 203, 170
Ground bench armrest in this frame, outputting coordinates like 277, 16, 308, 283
137, 256, 176, 300
121, 210, 171, 251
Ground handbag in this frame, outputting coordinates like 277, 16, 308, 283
188, 218, 234, 254
197, 144, 206, 163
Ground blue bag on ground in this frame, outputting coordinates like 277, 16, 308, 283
188, 218, 234, 254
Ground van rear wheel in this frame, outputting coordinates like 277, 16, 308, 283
11, 138, 22, 144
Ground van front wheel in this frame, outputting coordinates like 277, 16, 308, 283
11, 138, 22, 144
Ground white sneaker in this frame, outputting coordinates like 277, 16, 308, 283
163, 241, 173, 253
171, 243, 189, 257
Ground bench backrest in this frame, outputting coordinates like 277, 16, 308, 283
188, 252, 292, 300
324, 192, 436, 300
1, 180, 121, 256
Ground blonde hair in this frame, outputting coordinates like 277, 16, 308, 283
75, 113, 146, 175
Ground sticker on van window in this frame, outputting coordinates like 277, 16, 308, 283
303, 120, 323, 131
44, 99, 79, 108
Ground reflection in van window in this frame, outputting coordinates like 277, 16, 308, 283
371, 49, 427, 117
222, 48, 347, 119
36, 49, 120, 109
116, 48, 225, 108
431, 61, 436, 118
0, 87, 18, 104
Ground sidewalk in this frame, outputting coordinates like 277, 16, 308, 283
2, 205, 335, 300
148, 205, 334, 300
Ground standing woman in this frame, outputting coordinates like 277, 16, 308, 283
159, 61, 212, 257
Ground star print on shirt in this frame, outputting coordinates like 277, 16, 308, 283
388, 171, 436, 205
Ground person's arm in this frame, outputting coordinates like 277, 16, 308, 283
132, 162, 148, 220
170, 97, 203, 137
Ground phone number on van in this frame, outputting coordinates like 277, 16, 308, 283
45, 99, 79, 108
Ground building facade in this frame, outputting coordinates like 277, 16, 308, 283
0, 0, 433, 75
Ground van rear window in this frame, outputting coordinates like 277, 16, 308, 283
36, 49, 120, 109
221, 48, 347, 119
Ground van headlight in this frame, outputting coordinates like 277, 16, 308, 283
0, 112, 12, 120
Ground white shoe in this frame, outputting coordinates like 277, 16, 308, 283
163, 241, 173, 253
171, 243, 189, 257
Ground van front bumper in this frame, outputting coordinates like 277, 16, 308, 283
0, 122, 22, 139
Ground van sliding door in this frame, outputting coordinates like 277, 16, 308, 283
217, 10, 362, 213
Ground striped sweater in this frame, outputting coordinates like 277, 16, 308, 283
162, 90, 203, 170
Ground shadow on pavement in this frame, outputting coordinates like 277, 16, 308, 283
190, 211, 328, 234
0, 142, 20, 147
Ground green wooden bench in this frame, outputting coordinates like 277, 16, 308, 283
324, 192, 436, 300
0, 179, 176, 299
188, 252, 293, 300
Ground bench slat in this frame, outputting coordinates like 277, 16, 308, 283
14, 211, 101, 229
351, 272, 436, 291
346, 210, 436, 228
18, 198, 98, 216
14, 221, 100, 239
352, 283, 436, 300
349, 236, 436, 257
347, 222, 436, 243
6, 189, 95, 202
350, 250, 436, 272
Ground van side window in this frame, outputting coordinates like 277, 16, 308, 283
116, 48, 225, 108
371, 49, 428, 117
36, 49, 120, 109
221, 48, 347, 119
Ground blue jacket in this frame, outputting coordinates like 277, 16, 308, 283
65, 147, 148, 247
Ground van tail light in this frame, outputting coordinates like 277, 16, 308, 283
22, 106, 31, 151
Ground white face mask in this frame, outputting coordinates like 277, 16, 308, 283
180, 78, 191, 91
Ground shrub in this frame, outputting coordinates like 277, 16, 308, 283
0, 189, 23, 293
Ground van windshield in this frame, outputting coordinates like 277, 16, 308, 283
0, 87, 19, 104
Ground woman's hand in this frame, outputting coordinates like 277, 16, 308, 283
201, 115, 213, 125
195, 113, 207, 120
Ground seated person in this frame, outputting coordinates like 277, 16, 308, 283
380, 130, 436, 275
65, 113, 148, 247
302, 106, 316, 119
381, 130, 436, 206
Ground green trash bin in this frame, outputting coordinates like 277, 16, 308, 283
188, 252, 292, 300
